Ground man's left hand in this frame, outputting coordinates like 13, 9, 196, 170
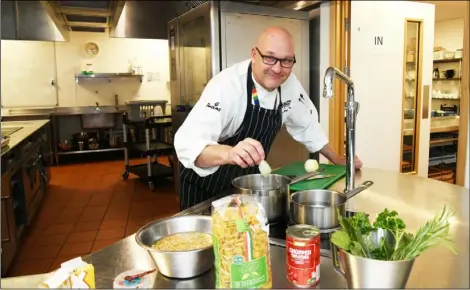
336, 155, 362, 169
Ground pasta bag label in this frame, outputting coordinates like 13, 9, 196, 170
212, 194, 272, 289
230, 255, 268, 288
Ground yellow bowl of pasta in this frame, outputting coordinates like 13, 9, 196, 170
135, 215, 214, 279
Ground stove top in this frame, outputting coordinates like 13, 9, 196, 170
196, 204, 359, 255
267, 218, 340, 252
267, 210, 362, 255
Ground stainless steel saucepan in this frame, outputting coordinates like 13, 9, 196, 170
290, 180, 374, 229
231, 170, 325, 223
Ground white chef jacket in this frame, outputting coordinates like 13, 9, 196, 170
174, 59, 328, 177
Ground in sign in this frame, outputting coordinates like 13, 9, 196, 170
374, 36, 383, 45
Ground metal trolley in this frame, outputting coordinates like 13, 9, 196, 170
121, 101, 174, 191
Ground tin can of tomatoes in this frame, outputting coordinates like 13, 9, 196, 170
286, 224, 321, 288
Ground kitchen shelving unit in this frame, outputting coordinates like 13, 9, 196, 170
428, 57, 463, 184
121, 114, 174, 191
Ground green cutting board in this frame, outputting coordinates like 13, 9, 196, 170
272, 162, 346, 191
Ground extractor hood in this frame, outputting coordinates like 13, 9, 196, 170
1, 1, 69, 41
109, 1, 193, 40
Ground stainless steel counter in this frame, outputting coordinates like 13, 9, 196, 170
1, 120, 50, 156
2, 106, 127, 117
1, 168, 469, 288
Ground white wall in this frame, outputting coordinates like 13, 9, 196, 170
349, 1, 435, 177
1, 31, 170, 108
434, 18, 464, 51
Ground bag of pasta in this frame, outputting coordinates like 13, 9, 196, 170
211, 194, 272, 289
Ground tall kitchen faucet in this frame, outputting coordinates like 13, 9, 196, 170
323, 67, 359, 192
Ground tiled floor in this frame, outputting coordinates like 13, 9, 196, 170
6, 157, 179, 277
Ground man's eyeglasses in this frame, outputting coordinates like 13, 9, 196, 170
255, 47, 296, 68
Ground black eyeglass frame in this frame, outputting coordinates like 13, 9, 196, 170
255, 47, 297, 68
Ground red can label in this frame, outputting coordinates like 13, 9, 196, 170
286, 225, 320, 287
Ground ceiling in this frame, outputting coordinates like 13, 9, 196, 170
47, 0, 124, 33
45, 0, 322, 34
418, 1, 467, 22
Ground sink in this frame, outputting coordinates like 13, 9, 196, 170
1, 126, 23, 137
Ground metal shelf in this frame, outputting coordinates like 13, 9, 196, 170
433, 58, 462, 64
57, 147, 124, 155
75, 73, 143, 83
432, 77, 461, 81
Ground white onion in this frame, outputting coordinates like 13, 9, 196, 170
304, 159, 319, 173
258, 160, 272, 177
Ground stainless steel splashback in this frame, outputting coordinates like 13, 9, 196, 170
1, 1, 68, 41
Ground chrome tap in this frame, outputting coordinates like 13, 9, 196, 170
323, 67, 359, 192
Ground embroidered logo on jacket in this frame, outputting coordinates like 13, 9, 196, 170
206, 102, 221, 111
282, 100, 292, 113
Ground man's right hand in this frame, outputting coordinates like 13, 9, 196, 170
227, 138, 265, 168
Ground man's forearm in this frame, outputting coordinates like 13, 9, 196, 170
194, 144, 233, 168
319, 143, 342, 164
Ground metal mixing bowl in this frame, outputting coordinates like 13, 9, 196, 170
135, 215, 214, 279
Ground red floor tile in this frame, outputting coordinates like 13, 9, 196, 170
6, 157, 179, 278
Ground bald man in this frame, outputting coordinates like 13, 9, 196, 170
174, 27, 361, 210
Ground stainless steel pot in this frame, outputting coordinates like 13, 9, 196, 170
135, 215, 214, 279
290, 180, 374, 229
231, 171, 325, 223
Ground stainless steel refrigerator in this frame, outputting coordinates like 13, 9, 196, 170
168, 1, 311, 194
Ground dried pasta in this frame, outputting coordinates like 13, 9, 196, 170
211, 194, 272, 288
152, 232, 212, 251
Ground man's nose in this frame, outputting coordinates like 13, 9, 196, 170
271, 61, 282, 73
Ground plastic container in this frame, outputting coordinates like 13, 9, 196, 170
113, 269, 154, 289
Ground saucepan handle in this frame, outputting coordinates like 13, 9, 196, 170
331, 243, 346, 277
344, 180, 374, 200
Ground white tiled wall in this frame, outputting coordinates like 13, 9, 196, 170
1, 32, 170, 108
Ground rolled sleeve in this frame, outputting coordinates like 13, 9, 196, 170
284, 84, 329, 153
174, 136, 219, 177
174, 77, 234, 178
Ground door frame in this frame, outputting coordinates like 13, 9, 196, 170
456, 1, 469, 186
328, 0, 350, 158
399, 18, 425, 175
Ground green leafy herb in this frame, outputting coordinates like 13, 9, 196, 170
350, 212, 374, 235
391, 205, 457, 261
330, 205, 457, 261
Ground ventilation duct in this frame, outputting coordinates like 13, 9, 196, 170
109, 1, 193, 40
1, 1, 68, 41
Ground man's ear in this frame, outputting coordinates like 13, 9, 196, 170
251, 47, 256, 62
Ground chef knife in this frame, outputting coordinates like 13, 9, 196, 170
285, 174, 336, 180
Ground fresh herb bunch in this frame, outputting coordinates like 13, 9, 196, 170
330, 205, 456, 261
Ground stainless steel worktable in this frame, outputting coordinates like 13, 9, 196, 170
1, 168, 469, 288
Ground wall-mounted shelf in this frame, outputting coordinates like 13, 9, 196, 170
75, 73, 143, 84
433, 58, 462, 64
432, 77, 461, 81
